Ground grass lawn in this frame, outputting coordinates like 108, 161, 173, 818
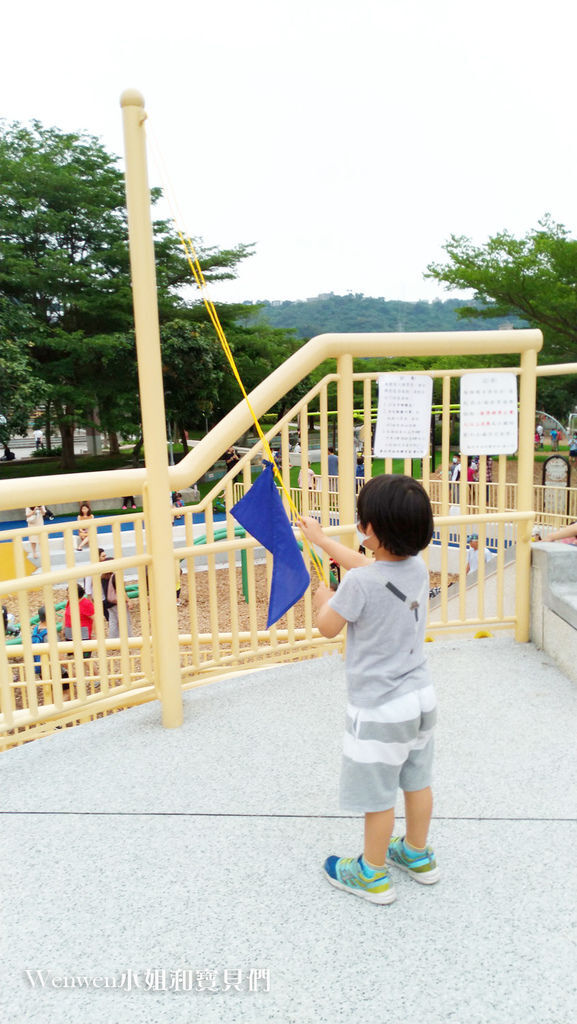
0, 452, 136, 481
1, 444, 571, 518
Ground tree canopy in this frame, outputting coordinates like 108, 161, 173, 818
0, 118, 268, 466
425, 216, 577, 359
425, 216, 577, 421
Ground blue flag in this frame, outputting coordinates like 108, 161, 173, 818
231, 461, 310, 627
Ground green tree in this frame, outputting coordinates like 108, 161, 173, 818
161, 319, 226, 446
0, 334, 47, 447
425, 216, 577, 422
425, 216, 577, 357
0, 119, 253, 467
213, 320, 306, 425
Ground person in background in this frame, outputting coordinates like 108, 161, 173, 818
33, 427, 43, 450
84, 548, 113, 622
63, 584, 95, 655
3, 606, 18, 637
122, 496, 136, 509
106, 573, 133, 639
536, 423, 544, 448
76, 501, 94, 550
25, 505, 46, 560
569, 434, 577, 466
533, 522, 577, 545
224, 446, 240, 472
484, 455, 494, 504
449, 456, 461, 503
467, 458, 478, 483
465, 534, 494, 574
171, 491, 184, 520
550, 427, 559, 451
100, 552, 115, 621
2, 445, 15, 461
298, 465, 316, 490
32, 607, 48, 677
327, 446, 339, 476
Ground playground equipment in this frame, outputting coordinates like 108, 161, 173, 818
536, 409, 568, 442
567, 412, 577, 437
11, 88, 577, 753
0, 540, 36, 583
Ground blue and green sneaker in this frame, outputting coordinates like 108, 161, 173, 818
386, 836, 440, 884
323, 855, 396, 904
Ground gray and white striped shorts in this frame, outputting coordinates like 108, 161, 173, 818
339, 684, 437, 813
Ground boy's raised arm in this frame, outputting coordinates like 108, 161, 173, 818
313, 584, 347, 638
299, 516, 370, 571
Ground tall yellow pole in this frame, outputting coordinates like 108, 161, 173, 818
120, 89, 183, 727
515, 346, 538, 642
337, 353, 355, 544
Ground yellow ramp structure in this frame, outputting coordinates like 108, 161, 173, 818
0, 541, 36, 582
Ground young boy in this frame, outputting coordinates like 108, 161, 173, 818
300, 474, 439, 905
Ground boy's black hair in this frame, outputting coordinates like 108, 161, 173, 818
38, 606, 46, 621
357, 474, 434, 557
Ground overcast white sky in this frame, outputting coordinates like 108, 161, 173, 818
3, 0, 576, 304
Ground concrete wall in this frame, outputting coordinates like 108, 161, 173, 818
530, 542, 577, 684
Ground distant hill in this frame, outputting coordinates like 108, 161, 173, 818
253, 293, 526, 339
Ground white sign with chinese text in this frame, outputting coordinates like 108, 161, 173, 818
460, 373, 518, 455
373, 374, 433, 458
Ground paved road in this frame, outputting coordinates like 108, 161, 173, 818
1, 638, 576, 1024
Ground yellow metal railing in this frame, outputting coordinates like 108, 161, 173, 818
7, 352, 576, 750
0, 344, 549, 751
0, 348, 545, 749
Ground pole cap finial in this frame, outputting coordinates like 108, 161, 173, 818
120, 89, 145, 108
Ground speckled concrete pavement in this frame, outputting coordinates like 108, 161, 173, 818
1, 637, 576, 1024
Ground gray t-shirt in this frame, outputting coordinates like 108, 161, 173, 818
329, 556, 431, 707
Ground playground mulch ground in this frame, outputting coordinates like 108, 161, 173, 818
4, 566, 454, 641
4, 565, 456, 721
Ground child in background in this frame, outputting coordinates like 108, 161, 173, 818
300, 474, 440, 905
171, 492, 184, 520
76, 502, 94, 550
63, 584, 95, 644
32, 606, 48, 676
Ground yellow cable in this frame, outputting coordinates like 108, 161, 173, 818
148, 131, 327, 586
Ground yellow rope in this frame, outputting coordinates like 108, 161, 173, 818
148, 132, 327, 586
